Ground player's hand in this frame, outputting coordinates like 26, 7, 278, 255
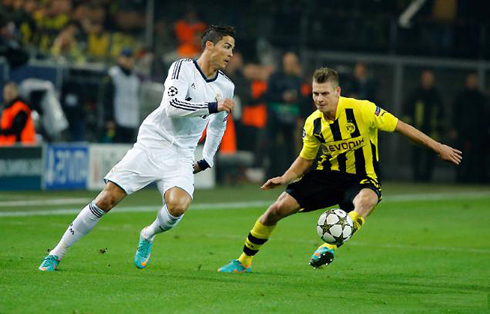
437, 144, 462, 165
261, 176, 286, 190
218, 99, 234, 113
193, 162, 201, 174
193, 159, 210, 174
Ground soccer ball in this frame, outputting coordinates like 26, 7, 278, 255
316, 209, 354, 245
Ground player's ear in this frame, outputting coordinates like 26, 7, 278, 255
205, 40, 214, 50
336, 86, 341, 96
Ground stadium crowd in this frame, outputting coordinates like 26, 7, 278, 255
0, 0, 146, 64
0, 0, 489, 184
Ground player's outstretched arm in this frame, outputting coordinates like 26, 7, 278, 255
194, 99, 235, 174
261, 157, 314, 190
395, 120, 462, 165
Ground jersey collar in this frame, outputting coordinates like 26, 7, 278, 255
336, 97, 346, 119
193, 59, 219, 83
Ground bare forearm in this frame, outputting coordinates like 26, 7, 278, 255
395, 120, 441, 152
261, 156, 314, 190
281, 157, 313, 184
395, 120, 463, 165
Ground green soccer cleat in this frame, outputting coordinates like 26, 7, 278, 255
134, 233, 153, 269
309, 246, 335, 269
38, 255, 60, 271
218, 259, 251, 273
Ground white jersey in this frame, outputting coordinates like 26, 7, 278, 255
137, 58, 234, 167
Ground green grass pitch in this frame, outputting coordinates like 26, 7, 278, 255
1, 183, 489, 313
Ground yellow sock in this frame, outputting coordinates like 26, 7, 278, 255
348, 210, 366, 233
319, 243, 338, 250
238, 220, 276, 267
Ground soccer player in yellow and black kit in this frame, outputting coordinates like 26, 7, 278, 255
218, 67, 462, 273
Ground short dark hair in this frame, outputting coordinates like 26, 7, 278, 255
313, 67, 339, 87
201, 25, 235, 50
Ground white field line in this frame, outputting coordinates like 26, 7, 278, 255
0, 191, 489, 217
0, 198, 91, 207
0, 201, 272, 217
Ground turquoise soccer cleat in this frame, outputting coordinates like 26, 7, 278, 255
38, 255, 60, 271
134, 233, 153, 269
217, 259, 251, 273
309, 246, 335, 269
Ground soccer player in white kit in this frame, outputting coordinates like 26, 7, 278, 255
39, 25, 236, 271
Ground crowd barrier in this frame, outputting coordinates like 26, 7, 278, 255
0, 144, 215, 191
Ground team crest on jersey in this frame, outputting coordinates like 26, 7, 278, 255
346, 122, 356, 134
168, 86, 178, 97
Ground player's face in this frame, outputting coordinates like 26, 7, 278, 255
312, 81, 340, 113
210, 35, 235, 70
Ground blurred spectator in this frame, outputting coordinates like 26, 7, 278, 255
224, 52, 253, 150
242, 62, 274, 169
51, 21, 85, 63
86, 21, 110, 61
85, 5, 110, 61
114, 0, 146, 31
32, 0, 71, 53
104, 48, 140, 143
152, 20, 176, 79
0, 12, 29, 68
451, 73, 489, 183
8, 0, 38, 46
431, 0, 456, 53
72, 2, 90, 30
403, 70, 444, 182
0, 82, 36, 146
109, 31, 140, 59
265, 51, 302, 178
174, 7, 206, 58
61, 76, 88, 142
347, 61, 378, 103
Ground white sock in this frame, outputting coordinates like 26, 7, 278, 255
49, 202, 105, 260
142, 204, 183, 240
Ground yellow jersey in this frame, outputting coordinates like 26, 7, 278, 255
300, 96, 399, 181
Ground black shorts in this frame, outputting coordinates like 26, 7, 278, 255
285, 170, 382, 213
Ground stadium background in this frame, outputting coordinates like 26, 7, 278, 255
0, 1, 489, 313
0, 0, 489, 188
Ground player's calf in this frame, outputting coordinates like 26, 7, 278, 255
38, 201, 107, 271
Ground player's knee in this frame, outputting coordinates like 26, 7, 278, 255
263, 202, 287, 223
355, 193, 378, 211
166, 201, 188, 217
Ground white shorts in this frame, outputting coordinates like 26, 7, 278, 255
104, 143, 194, 198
